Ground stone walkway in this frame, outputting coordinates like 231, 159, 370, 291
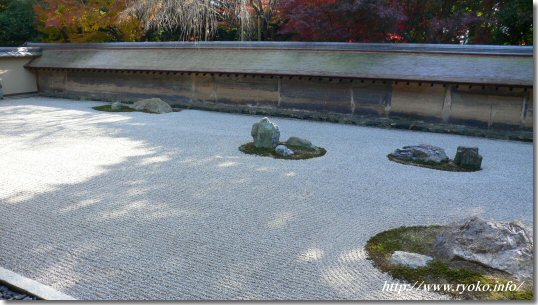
0, 97, 533, 300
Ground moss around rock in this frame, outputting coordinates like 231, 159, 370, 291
93, 104, 139, 112
365, 226, 533, 300
93, 104, 181, 114
387, 154, 481, 172
239, 142, 326, 160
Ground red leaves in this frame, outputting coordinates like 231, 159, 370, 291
278, 0, 405, 42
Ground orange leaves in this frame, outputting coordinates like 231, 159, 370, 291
34, 0, 143, 42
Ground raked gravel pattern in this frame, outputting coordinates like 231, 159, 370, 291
0, 97, 533, 300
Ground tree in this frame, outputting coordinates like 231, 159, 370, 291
248, 0, 280, 40
0, 0, 39, 46
123, 0, 232, 41
491, 0, 533, 45
278, 0, 404, 42
35, 0, 143, 42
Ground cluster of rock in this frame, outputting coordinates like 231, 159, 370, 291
389, 144, 482, 170
0, 285, 37, 301
433, 217, 533, 279
111, 98, 173, 114
251, 117, 317, 157
388, 217, 533, 280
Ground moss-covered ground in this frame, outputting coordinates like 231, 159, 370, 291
365, 226, 533, 300
239, 142, 326, 160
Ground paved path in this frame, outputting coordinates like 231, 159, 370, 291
0, 97, 533, 300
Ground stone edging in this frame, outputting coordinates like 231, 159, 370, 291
0, 267, 77, 300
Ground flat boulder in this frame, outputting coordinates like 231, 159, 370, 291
275, 145, 294, 156
433, 217, 533, 279
251, 117, 280, 148
389, 251, 433, 268
454, 146, 482, 170
286, 136, 313, 148
130, 98, 172, 114
389, 144, 449, 164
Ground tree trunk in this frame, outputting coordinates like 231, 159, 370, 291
257, 15, 261, 41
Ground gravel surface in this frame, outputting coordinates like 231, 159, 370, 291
0, 284, 38, 300
0, 97, 533, 300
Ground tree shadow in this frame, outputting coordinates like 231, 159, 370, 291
0, 98, 403, 300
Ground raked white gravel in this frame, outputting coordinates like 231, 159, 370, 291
0, 97, 533, 300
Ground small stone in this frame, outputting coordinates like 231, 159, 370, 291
129, 98, 172, 114
433, 216, 533, 279
389, 251, 433, 268
13, 294, 25, 300
110, 102, 123, 111
275, 145, 294, 156
286, 136, 313, 148
251, 117, 280, 149
454, 146, 482, 170
389, 144, 449, 164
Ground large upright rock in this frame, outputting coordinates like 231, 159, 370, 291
433, 217, 533, 279
454, 146, 482, 170
130, 98, 172, 114
251, 117, 280, 148
389, 144, 449, 164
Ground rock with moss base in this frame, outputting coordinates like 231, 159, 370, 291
251, 117, 280, 148
454, 146, 482, 170
111, 102, 123, 111
389, 251, 433, 268
129, 98, 172, 114
275, 145, 294, 156
433, 217, 533, 279
389, 144, 449, 164
286, 136, 313, 148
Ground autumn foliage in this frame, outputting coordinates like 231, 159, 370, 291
34, 0, 143, 42
0, 0, 531, 45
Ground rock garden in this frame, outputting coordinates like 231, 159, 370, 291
93, 98, 176, 114
366, 217, 533, 300
388, 144, 482, 171
239, 117, 326, 160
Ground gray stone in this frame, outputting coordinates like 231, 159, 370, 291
251, 117, 280, 148
0, 78, 3, 99
275, 145, 294, 156
389, 144, 449, 164
110, 102, 123, 111
454, 146, 482, 170
433, 217, 533, 279
389, 251, 433, 268
286, 136, 313, 148
130, 98, 172, 114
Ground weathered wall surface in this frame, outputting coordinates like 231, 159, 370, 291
0, 57, 37, 96
34, 69, 533, 129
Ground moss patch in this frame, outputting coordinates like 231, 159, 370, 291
387, 155, 481, 172
239, 142, 326, 160
93, 105, 139, 112
92, 104, 181, 113
366, 226, 533, 300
